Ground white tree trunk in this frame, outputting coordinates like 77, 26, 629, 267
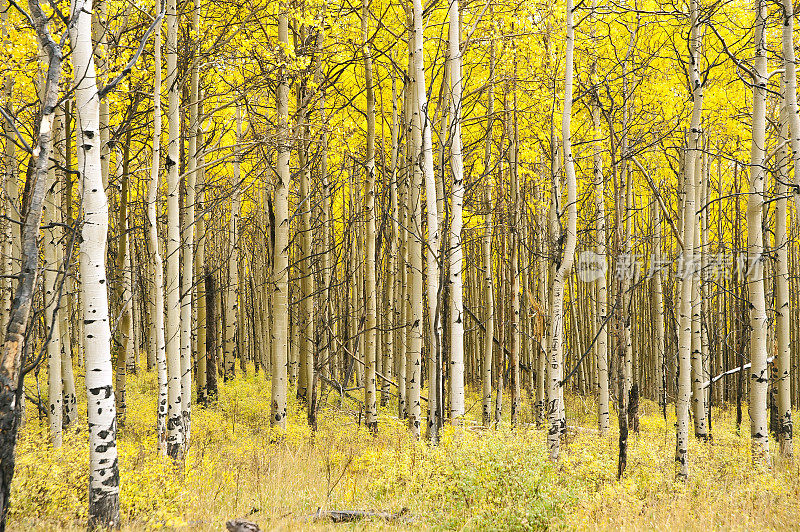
164, 0, 184, 458
361, 0, 378, 431
481, 34, 495, 428
747, 0, 770, 465
44, 109, 62, 448
271, 3, 290, 428
776, 76, 793, 459
675, 0, 703, 478
547, 0, 577, 461
447, 0, 465, 424
70, 0, 120, 522
411, 0, 441, 442
181, 0, 200, 443
148, 4, 168, 454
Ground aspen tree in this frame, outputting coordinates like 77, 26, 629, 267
781, 0, 800, 208
481, 30, 495, 428
406, 9, 424, 438
690, 142, 707, 438
181, 0, 201, 438
548, 0, 577, 461
195, 104, 208, 405
148, 0, 168, 453
676, 0, 703, 478
297, 81, 313, 403
447, 0, 465, 424
271, 1, 291, 428
509, 67, 521, 428
0, 0, 63, 520
747, 0, 770, 465
362, 8, 379, 425
411, 0, 442, 441
114, 136, 133, 427
58, 104, 77, 429
164, 0, 184, 457
589, 0, 609, 434
0, 4, 14, 337
44, 107, 62, 448
70, 0, 121, 520
389, 70, 403, 415
652, 201, 666, 415
776, 77, 793, 459
225, 106, 242, 382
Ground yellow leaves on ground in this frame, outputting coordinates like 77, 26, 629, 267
9, 369, 800, 530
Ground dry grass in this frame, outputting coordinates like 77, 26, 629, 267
9, 369, 800, 530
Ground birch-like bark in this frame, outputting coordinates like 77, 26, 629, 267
71, 0, 120, 521
589, 7, 609, 433
781, 0, 800, 207
180, 0, 200, 441
1, 4, 15, 338
481, 33, 495, 428
675, 0, 703, 478
164, 0, 184, 458
509, 79, 521, 428
411, 0, 442, 442
271, 2, 290, 428
406, 11, 423, 438
362, 2, 378, 427
548, 0, 577, 461
58, 104, 77, 428
44, 105, 63, 448
747, 0, 770, 465
0, 1, 61, 520
690, 144, 707, 438
195, 101, 208, 405
148, 3, 168, 454
652, 201, 666, 415
776, 77, 793, 459
114, 139, 132, 428
225, 106, 242, 381
447, 0, 465, 424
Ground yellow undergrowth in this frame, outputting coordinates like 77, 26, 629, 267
9, 369, 800, 530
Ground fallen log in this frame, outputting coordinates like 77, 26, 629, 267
226, 517, 260, 532
308, 507, 410, 523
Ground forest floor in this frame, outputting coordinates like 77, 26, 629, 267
9, 369, 800, 531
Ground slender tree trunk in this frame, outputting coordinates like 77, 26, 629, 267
195, 99, 207, 405
447, 0, 465, 425
44, 110, 63, 448
71, 0, 121, 521
114, 135, 132, 428
148, 3, 168, 454
181, 0, 200, 442
548, 0, 577, 461
481, 33, 495, 428
205, 268, 218, 401
652, 201, 666, 417
225, 106, 242, 382
776, 76, 793, 459
747, 0, 770, 465
164, 0, 184, 458
0, 3, 62, 522
411, 0, 442, 442
359, 0, 377, 432
675, 0, 703, 479
271, 2, 290, 428
590, 39, 610, 433
406, 11, 424, 438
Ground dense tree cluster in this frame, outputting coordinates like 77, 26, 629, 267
1, 0, 799, 526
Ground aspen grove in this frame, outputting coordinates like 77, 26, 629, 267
3, 0, 800, 528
